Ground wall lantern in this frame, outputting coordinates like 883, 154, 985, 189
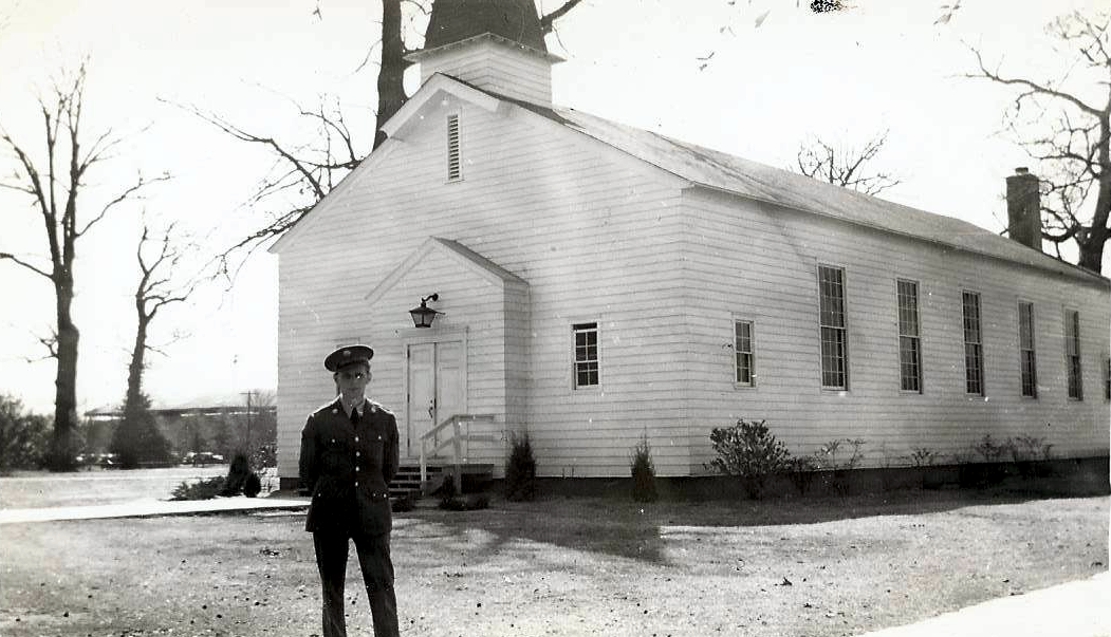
409, 293, 441, 328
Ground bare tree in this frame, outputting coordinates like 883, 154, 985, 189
125, 219, 198, 412
202, 0, 584, 277
0, 64, 168, 470
967, 10, 1110, 273
113, 218, 197, 468
795, 130, 902, 196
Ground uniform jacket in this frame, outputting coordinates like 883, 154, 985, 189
299, 397, 399, 535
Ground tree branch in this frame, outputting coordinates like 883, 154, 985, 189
0, 252, 54, 280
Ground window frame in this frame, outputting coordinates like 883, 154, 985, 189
571, 321, 600, 391
817, 264, 849, 391
961, 290, 985, 396
1064, 308, 1082, 400
1017, 301, 1037, 398
733, 317, 756, 388
896, 278, 923, 394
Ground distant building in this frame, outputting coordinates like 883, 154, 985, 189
270, 0, 1110, 490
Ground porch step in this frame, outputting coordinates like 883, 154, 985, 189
389, 462, 495, 499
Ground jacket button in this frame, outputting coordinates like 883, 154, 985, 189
355, 436, 360, 443
356, 451, 360, 457
355, 466, 360, 472
355, 481, 359, 487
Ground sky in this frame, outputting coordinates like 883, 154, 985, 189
0, 0, 1102, 416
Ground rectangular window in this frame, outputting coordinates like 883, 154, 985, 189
734, 320, 755, 386
818, 265, 848, 389
1018, 302, 1037, 398
572, 322, 599, 389
897, 279, 922, 393
446, 114, 462, 182
1065, 310, 1082, 400
962, 291, 984, 395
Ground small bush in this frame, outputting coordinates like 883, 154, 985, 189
504, 433, 537, 501
785, 455, 818, 495
220, 453, 253, 496
814, 438, 866, 496
973, 434, 1009, 463
392, 494, 415, 513
707, 419, 790, 499
170, 476, 226, 501
630, 434, 658, 502
439, 494, 490, 511
909, 447, 939, 467
243, 472, 262, 498
0, 395, 51, 472
1011, 435, 1054, 479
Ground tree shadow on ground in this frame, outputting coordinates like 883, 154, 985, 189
403, 481, 1109, 566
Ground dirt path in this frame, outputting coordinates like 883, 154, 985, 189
0, 491, 1106, 636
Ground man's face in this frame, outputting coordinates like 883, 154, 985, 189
334, 362, 371, 401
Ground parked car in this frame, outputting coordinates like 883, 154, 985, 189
182, 452, 225, 466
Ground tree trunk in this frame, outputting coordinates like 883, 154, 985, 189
373, 0, 409, 149
1077, 115, 1110, 273
49, 275, 79, 472
126, 313, 150, 411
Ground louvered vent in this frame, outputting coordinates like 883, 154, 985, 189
446, 114, 462, 181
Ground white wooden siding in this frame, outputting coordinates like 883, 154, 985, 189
277, 91, 693, 480
678, 187, 1110, 473
276, 79, 1109, 482
420, 40, 554, 107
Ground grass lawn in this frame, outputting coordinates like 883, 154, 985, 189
0, 488, 1107, 636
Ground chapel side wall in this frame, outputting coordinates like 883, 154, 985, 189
679, 187, 1111, 473
277, 95, 694, 482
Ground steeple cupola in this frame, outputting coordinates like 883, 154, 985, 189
407, 0, 563, 107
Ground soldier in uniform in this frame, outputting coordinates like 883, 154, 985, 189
299, 344, 400, 637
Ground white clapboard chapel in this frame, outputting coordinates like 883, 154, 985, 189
271, 0, 1110, 491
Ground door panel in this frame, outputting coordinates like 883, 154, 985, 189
406, 340, 465, 459
406, 343, 434, 457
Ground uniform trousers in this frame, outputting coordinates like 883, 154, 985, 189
313, 529, 399, 637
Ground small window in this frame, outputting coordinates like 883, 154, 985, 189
734, 320, 755, 386
572, 322, 599, 389
1018, 302, 1037, 398
962, 291, 984, 395
1065, 310, 1082, 400
818, 265, 848, 390
897, 279, 922, 393
446, 114, 462, 182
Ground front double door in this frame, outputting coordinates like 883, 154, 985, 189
406, 340, 464, 458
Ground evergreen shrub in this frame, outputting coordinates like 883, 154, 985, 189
504, 432, 537, 501
630, 434, 658, 502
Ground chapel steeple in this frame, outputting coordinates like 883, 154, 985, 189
407, 0, 563, 107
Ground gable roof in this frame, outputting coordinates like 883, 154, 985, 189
526, 104, 1099, 285
365, 237, 527, 305
276, 73, 1106, 286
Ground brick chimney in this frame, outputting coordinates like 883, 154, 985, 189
1006, 167, 1042, 250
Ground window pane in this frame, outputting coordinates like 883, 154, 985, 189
1018, 303, 1036, 398
1066, 311, 1082, 399
897, 280, 921, 392
573, 323, 599, 388
818, 267, 848, 389
734, 320, 754, 386
962, 292, 983, 395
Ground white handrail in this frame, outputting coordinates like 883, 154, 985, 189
418, 414, 496, 495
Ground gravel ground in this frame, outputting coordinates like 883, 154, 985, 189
0, 489, 1106, 637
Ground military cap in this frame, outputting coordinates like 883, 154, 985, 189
324, 344, 374, 372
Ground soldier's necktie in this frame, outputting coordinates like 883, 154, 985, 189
350, 406, 360, 426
